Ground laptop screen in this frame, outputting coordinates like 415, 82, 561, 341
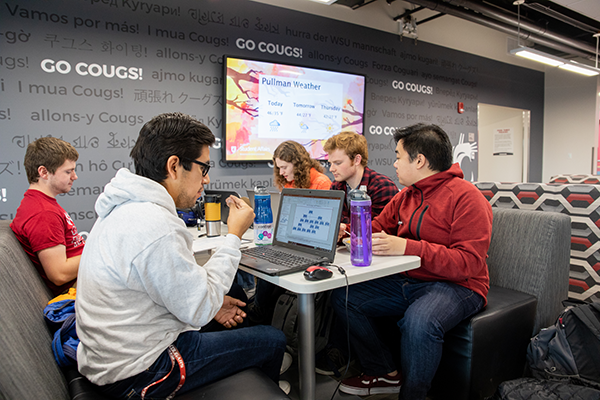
274, 189, 343, 253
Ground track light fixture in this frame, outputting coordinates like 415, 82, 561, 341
510, 47, 600, 76
511, 1, 598, 77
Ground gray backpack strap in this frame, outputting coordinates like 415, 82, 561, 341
571, 305, 600, 341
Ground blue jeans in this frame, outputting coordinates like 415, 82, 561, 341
236, 270, 255, 290
254, 279, 286, 309
331, 275, 484, 400
100, 326, 286, 399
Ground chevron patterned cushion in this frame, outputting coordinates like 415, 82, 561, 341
475, 182, 600, 303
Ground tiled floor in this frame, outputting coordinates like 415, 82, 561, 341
281, 357, 360, 400
281, 356, 432, 400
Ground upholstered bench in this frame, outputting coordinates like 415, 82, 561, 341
475, 181, 600, 303
0, 220, 289, 400
430, 208, 571, 400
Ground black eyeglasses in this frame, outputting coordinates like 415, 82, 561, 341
189, 159, 210, 177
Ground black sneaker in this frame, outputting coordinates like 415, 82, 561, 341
315, 346, 351, 377
339, 372, 402, 396
247, 302, 271, 326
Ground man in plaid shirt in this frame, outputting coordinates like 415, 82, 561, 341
324, 132, 399, 237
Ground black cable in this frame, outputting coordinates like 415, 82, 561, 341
325, 264, 352, 400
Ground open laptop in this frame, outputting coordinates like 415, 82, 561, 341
247, 189, 282, 222
240, 188, 345, 276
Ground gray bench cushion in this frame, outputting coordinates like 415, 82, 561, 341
0, 220, 70, 400
487, 208, 571, 333
0, 220, 290, 400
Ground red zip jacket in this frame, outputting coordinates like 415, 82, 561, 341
372, 163, 493, 303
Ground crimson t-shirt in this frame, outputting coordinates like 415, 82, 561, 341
11, 189, 85, 295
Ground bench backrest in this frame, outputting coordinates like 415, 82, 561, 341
0, 220, 70, 400
476, 181, 600, 304
487, 208, 571, 333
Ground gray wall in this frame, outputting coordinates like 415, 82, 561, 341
0, 0, 544, 231
543, 68, 599, 181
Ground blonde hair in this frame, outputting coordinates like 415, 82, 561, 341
323, 131, 368, 167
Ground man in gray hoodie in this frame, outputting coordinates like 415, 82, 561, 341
75, 112, 286, 399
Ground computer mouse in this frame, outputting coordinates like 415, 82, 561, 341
304, 266, 333, 281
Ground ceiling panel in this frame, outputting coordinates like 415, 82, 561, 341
552, 0, 600, 22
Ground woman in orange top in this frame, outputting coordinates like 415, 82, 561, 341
273, 141, 331, 190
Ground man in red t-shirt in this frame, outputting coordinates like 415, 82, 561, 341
11, 137, 85, 296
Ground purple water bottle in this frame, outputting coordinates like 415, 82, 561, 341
350, 186, 372, 266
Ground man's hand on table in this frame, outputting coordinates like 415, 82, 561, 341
338, 222, 348, 242
372, 231, 407, 256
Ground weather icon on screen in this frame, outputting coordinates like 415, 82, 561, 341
299, 122, 309, 131
270, 120, 280, 132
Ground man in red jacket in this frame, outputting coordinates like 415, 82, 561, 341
331, 123, 493, 399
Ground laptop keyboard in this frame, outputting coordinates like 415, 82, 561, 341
242, 246, 315, 268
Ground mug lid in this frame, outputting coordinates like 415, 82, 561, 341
204, 194, 221, 202
254, 185, 268, 194
349, 188, 370, 201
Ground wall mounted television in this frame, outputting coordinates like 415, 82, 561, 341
223, 55, 366, 162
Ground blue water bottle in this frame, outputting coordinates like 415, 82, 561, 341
350, 186, 372, 266
254, 186, 273, 245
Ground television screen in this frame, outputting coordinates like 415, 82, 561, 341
223, 56, 366, 162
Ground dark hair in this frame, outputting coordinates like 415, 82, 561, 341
130, 112, 215, 183
24, 137, 79, 184
273, 141, 324, 190
323, 131, 368, 167
393, 123, 453, 172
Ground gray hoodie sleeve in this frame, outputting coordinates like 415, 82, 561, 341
128, 231, 241, 328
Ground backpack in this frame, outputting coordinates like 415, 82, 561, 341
271, 290, 334, 356
526, 302, 600, 389
43, 296, 79, 367
491, 377, 600, 400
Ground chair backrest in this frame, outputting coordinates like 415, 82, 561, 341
487, 208, 571, 334
0, 220, 70, 400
